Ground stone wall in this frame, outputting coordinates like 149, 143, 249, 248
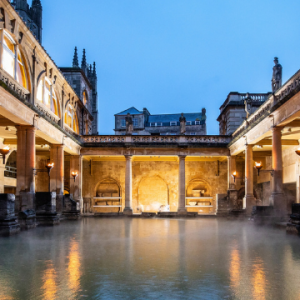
82, 159, 228, 214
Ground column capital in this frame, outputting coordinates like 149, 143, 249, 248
178, 155, 187, 160
15, 125, 36, 132
124, 155, 133, 161
272, 126, 283, 132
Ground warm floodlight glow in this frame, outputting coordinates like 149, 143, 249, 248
232, 171, 237, 183
296, 148, 300, 156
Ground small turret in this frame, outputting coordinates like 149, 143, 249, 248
93, 62, 97, 78
72, 47, 79, 68
81, 49, 87, 74
30, 0, 42, 43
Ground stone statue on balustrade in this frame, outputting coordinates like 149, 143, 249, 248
244, 93, 253, 119
179, 113, 186, 135
272, 57, 282, 93
125, 113, 133, 135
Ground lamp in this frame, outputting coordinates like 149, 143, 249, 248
231, 171, 243, 183
0, 146, 10, 164
71, 171, 78, 182
296, 148, 300, 156
46, 163, 54, 176
254, 162, 263, 176
254, 161, 274, 177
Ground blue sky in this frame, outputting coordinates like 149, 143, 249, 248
42, 0, 300, 135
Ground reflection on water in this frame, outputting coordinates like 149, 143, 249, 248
229, 244, 241, 291
0, 219, 300, 300
252, 258, 266, 300
42, 262, 57, 300
67, 238, 81, 295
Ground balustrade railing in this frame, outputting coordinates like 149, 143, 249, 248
4, 166, 17, 179
83, 135, 231, 144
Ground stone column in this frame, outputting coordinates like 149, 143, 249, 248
227, 156, 238, 210
70, 155, 82, 213
124, 155, 133, 215
50, 145, 64, 213
228, 156, 236, 190
243, 144, 255, 214
178, 155, 187, 214
269, 127, 286, 215
16, 126, 36, 212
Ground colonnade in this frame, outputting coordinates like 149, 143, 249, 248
14, 125, 83, 213
123, 155, 187, 214
228, 126, 286, 216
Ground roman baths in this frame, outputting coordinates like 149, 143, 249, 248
0, 0, 300, 299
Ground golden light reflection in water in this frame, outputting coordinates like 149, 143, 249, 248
229, 247, 241, 290
252, 259, 266, 300
42, 263, 57, 300
68, 239, 81, 294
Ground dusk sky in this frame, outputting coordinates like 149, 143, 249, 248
42, 0, 300, 135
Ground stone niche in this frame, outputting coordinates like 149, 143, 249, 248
93, 178, 122, 213
186, 179, 214, 214
0, 194, 20, 236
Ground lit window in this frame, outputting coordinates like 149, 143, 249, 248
64, 104, 79, 133
170, 121, 177, 126
186, 121, 192, 125
37, 77, 59, 117
83, 90, 87, 105
133, 118, 138, 127
121, 119, 126, 127
195, 121, 201, 125
1, 31, 28, 89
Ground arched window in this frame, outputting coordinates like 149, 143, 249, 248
64, 104, 79, 133
83, 90, 87, 105
37, 77, 60, 117
1, 30, 28, 89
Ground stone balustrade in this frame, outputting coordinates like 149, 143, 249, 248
82, 135, 232, 145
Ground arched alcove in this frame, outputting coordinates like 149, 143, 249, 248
138, 176, 169, 212
186, 179, 212, 206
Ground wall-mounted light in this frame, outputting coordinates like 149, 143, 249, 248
0, 146, 10, 164
254, 161, 274, 177
71, 171, 78, 182
254, 162, 263, 176
46, 163, 54, 176
295, 148, 300, 156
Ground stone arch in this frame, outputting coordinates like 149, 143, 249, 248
94, 177, 122, 198
186, 178, 212, 206
137, 175, 169, 212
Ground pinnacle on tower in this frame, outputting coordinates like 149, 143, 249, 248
72, 47, 79, 68
93, 62, 97, 77
89, 64, 92, 77
81, 49, 87, 71
32, 0, 42, 7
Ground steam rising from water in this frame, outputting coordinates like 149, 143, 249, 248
0, 219, 299, 299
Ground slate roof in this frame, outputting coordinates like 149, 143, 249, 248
115, 107, 142, 116
148, 113, 204, 123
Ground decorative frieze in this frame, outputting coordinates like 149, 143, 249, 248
0, 69, 29, 101
83, 135, 231, 145
35, 103, 60, 124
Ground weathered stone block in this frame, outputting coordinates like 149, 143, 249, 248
0, 193, 15, 219
36, 192, 56, 213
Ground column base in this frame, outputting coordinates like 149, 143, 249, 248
18, 210, 37, 230
36, 212, 60, 226
56, 194, 64, 215
243, 195, 256, 215
269, 192, 287, 217
123, 208, 133, 215
177, 208, 187, 215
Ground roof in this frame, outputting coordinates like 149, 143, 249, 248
148, 113, 205, 123
115, 107, 142, 115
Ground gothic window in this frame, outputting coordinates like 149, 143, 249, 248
0, 30, 28, 89
37, 77, 60, 117
64, 104, 79, 134
83, 90, 87, 105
